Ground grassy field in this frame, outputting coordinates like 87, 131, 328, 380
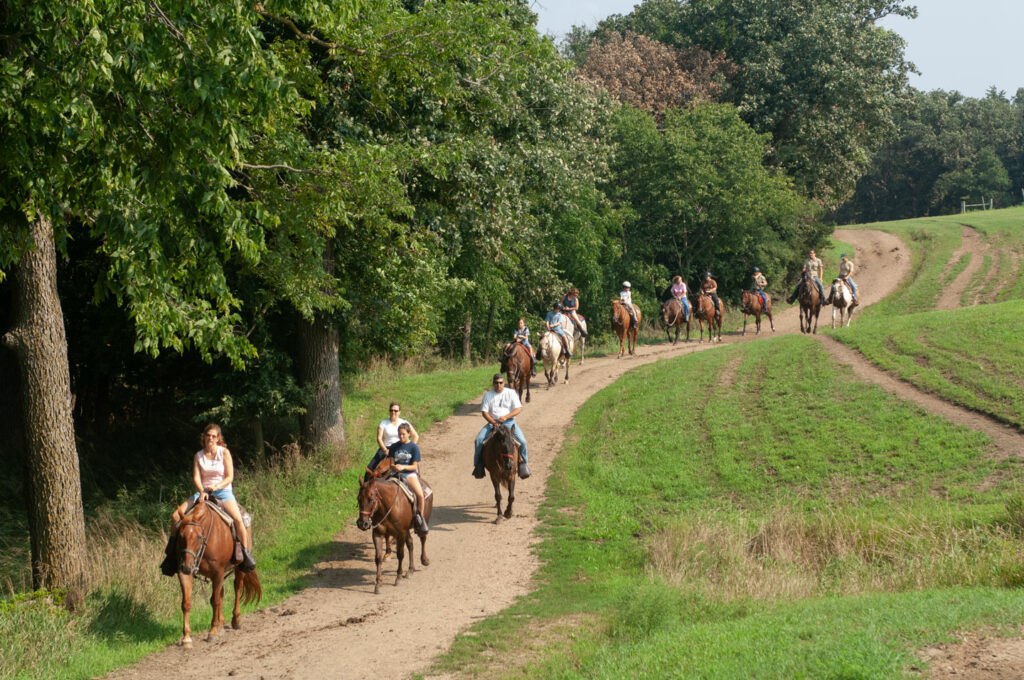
430, 335, 1024, 679
0, 360, 499, 680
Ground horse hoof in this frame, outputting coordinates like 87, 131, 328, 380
421, 556, 430, 566
494, 516, 504, 525
232, 620, 241, 630
180, 637, 193, 649
374, 586, 380, 595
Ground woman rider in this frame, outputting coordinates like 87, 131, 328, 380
561, 287, 587, 337
365, 402, 419, 480
670, 275, 689, 318
387, 423, 429, 534
701, 272, 721, 315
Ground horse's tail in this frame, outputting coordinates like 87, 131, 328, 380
238, 569, 262, 606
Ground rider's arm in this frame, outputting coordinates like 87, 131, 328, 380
408, 424, 419, 444
498, 406, 522, 423
192, 456, 205, 496
376, 425, 387, 452
212, 449, 234, 492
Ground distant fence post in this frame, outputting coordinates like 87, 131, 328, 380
961, 200, 966, 213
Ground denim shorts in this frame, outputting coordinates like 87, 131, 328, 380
190, 487, 237, 504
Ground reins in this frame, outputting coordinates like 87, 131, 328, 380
360, 483, 396, 529
179, 507, 215, 576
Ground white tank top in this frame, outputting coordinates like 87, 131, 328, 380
196, 447, 229, 489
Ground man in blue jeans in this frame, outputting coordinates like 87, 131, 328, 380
472, 373, 530, 479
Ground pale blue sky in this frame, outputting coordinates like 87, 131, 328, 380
530, 0, 1024, 98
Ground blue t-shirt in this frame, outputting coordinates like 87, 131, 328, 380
387, 440, 421, 468
545, 310, 566, 334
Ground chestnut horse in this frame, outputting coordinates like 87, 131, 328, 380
356, 461, 432, 594
692, 292, 723, 343
797, 272, 822, 334
829, 278, 858, 327
481, 423, 520, 522
740, 290, 774, 335
610, 299, 641, 356
660, 298, 691, 344
501, 341, 532, 403
174, 498, 261, 649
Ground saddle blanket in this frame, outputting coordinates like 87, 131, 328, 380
391, 478, 432, 505
184, 497, 252, 543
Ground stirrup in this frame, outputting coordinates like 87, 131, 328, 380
240, 547, 257, 572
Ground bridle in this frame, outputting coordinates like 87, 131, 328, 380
359, 482, 395, 529
179, 507, 214, 576
666, 299, 682, 327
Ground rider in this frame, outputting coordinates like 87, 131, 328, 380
472, 373, 530, 480
619, 281, 639, 329
545, 302, 572, 359
829, 253, 858, 304
161, 423, 256, 576
364, 402, 419, 481
752, 267, 769, 310
385, 423, 429, 535
561, 286, 587, 337
788, 248, 828, 304
670, 275, 690, 318
513, 317, 537, 377
701, 272, 721, 315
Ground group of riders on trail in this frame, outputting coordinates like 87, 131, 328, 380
786, 249, 859, 306
161, 254, 861, 577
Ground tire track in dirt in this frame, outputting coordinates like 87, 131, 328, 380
937, 225, 988, 311
111, 228, 1017, 680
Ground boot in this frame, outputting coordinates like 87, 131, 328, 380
415, 512, 429, 534
240, 545, 257, 572
530, 358, 537, 376
517, 461, 531, 479
472, 462, 486, 479
160, 533, 178, 577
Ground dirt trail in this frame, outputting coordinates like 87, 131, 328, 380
108, 229, 1015, 680
937, 225, 989, 310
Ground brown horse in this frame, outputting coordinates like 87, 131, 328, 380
740, 290, 775, 335
174, 499, 261, 649
610, 299, 641, 356
660, 298, 691, 344
797, 272, 822, 334
356, 461, 432, 594
692, 292, 723, 343
481, 423, 520, 522
501, 341, 532, 403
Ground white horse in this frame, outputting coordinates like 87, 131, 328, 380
829, 278, 858, 327
538, 322, 574, 387
567, 315, 587, 364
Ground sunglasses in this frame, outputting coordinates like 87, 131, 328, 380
390, 408, 400, 412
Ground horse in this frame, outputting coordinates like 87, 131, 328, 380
830, 278, 858, 327
568, 315, 587, 364
481, 423, 521, 522
174, 498, 261, 649
796, 272, 822, 334
660, 298, 691, 344
356, 459, 432, 594
538, 325, 573, 387
501, 341, 532, 403
692, 292, 723, 343
740, 290, 774, 335
610, 299, 641, 356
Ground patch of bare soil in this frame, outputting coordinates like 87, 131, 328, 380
106, 229, 1011, 680
916, 631, 1024, 680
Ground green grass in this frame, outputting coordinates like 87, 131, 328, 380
430, 335, 1024, 679
831, 300, 1024, 429
0, 361, 498, 680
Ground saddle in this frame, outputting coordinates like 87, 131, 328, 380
385, 477, 433, 505
184, 497, 251, 545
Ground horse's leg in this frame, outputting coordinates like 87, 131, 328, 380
492, 477, 504, 523
504, 476, 515, 519
742, 313, 747, 336
179, 572, 194, 649
420, 496, 431, 566
208, 570, 225, 639
394, 531, 406, 585
768, 309, 775, 332
231, 570, 243, 630
373, 531, 384, 594
404, 528, 415, 578
832, 305, 838, 328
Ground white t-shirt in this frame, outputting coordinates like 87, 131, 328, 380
481, 388, 522, 420
620, 290, 632, 305
378, 418, 411, 448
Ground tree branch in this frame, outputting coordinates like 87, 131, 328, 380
253, 3, 365, 55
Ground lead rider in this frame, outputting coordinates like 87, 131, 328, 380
472, 373, 530, 480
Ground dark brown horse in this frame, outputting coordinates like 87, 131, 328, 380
797, 272, 822, 334
356, 463, 432, 594
741, 290, 775, 335
481, 423, 520, 522
610, 299, 641, 357
660, 298, 691, 344
174, 499, 261, 649
692, 291, 723, 343
501, 341, 532, 403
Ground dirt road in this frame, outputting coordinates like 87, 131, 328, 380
113, 229, 1001, 680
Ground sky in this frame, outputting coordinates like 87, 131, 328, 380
530, 0, 1024, 99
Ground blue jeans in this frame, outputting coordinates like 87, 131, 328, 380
674, 297, 690, 317
845, 277, 858, 297
190, 487, 236, 504
474, 419, 528, 467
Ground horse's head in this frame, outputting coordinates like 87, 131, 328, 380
485, 423, 518, 474
661, 299, 676, 325
178, 500, 209, 576
356, 477, 381, 531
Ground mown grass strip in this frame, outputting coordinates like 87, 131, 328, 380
431, 334, 1024, 679
831, 300, 1024, 430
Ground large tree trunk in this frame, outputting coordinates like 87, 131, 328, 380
297, 315, 345, 461
462, 313, 472, 362
1, 217, 88, 597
